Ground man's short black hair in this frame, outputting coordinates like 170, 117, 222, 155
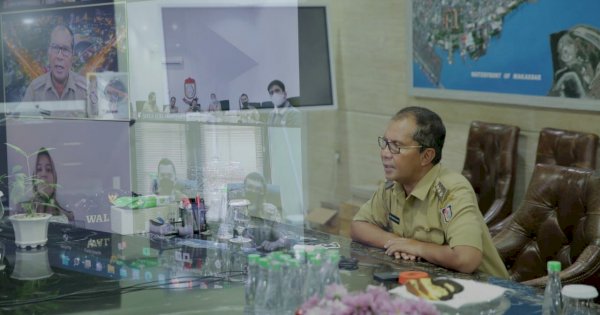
392, 106, 446, 165
244, 172, 266, 192
267, 80, 285, 92
157, 158, 176, 177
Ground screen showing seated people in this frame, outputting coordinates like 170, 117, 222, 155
126, 3, 334, 119
0, 2, 129, 120
5, 118, 131, 231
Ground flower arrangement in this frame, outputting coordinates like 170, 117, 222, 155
297, 284, 440, 315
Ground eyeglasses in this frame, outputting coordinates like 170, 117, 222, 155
49, 43, 73, 57
378, 137, 422, 154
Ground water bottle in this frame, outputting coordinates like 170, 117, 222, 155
542, 260, 562, 315
264, 260, 283, 312
302, 256, 323, 300
323, 251, 341, 286
245, 254, 260, 306
282, 258, 303, 314
253, 257, 270, 311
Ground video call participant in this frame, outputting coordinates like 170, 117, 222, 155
351, 106, 509, 278
17, 148, 74, 223
240, 172, 287, 252
22, 25, 88, 114
151, 158, 186, 200
167, 96, 179, 113
244, 172, 281, 223
142, 92, 160, 112
266, 80, 302, 127
208, 93, 221, 112
186, 98, 201, 113
239, 93, 260, 123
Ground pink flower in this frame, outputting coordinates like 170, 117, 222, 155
299, 284, 440, 315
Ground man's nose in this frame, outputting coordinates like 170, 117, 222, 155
380, 148, 393, 159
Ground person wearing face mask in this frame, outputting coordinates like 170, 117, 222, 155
266, 80, 302, 127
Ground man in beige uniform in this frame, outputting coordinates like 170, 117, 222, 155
22, 25, 89, 117
351, 106, 508, 278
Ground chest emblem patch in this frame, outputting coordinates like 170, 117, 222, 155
441, 204, 453, 223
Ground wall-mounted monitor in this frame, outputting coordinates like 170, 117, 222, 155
127, 2, 335, 115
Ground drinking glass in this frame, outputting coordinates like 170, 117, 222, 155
229, 199, 251, 243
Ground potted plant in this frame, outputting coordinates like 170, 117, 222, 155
1, 144, 61, 249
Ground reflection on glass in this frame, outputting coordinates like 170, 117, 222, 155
0, 241, 5, 271
229, 199, 251, 244
12, 247, 53, 280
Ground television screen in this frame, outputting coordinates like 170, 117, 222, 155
0, 2, 129, 119
145, 5, 334, 114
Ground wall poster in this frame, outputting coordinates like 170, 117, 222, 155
410, 0, 600, 111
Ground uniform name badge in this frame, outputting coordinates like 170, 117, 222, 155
441, 204, 452, 223
388, 213, 400, 224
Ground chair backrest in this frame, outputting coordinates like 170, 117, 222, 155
461, 121, 520, 226
493, 164, 600, 286
536, 128, 598, 169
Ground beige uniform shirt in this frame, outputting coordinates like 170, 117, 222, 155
353, 164, 509, 279
22, 71, 89, 117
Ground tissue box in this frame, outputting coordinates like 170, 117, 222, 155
111, 204, 176, 235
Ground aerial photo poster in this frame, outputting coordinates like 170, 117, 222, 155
410, 0, 600, 111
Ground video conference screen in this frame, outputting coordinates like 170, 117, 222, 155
157, 5, 334, 114
5, 118, 131, 231
0, 1, 129, 119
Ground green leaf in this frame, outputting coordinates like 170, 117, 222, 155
6, 143, 27, 158
11, 164, 23, 174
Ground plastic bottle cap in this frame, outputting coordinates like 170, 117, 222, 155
398, 271, 430, 285
247, 254, 260, 264
547, 261, 561, 272
270, 261, 281, 270
562, 284, 599, 299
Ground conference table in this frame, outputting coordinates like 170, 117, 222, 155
0, 217, 581, 315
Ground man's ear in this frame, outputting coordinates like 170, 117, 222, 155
420, 148, 435, 166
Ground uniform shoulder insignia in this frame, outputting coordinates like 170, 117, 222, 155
384, 180, 395, 190
434, 181, 448, 200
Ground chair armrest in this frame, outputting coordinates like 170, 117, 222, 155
521, 244, 600, 287
488, 213, 514, 236
492, 221, 529, 263
482, 198, 508, 226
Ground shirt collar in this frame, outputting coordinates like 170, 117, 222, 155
43, 71, 76, 95
408, 163, 441, 201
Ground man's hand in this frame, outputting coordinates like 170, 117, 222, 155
384, 238, 420, 261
